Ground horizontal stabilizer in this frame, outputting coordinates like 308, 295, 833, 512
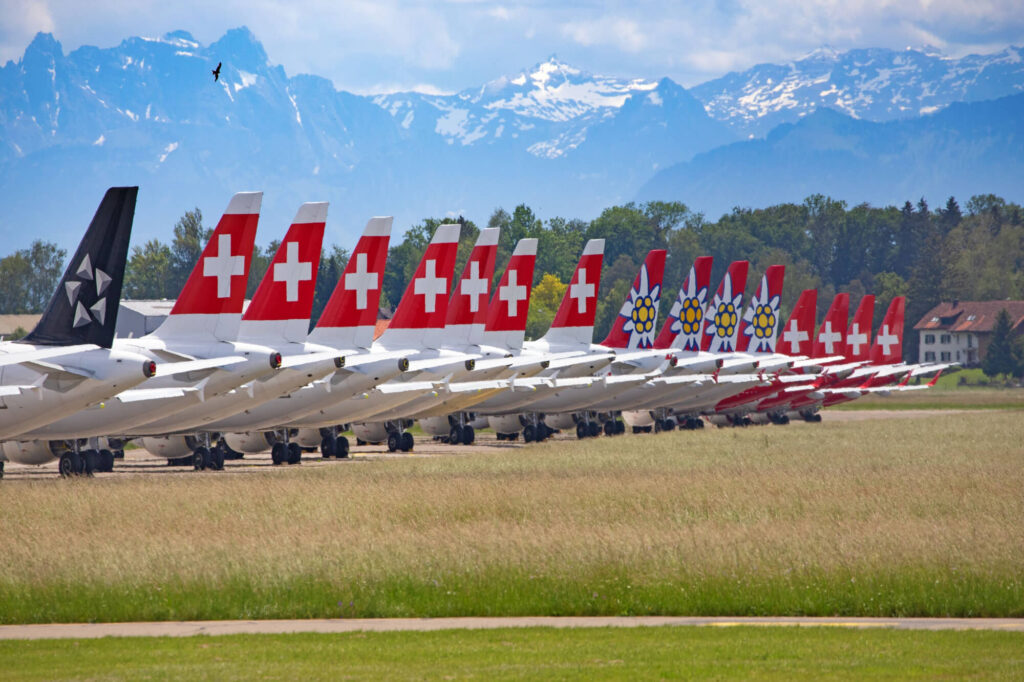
158, 356, 247, 376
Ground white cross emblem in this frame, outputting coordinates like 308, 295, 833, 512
848, 323, 868, 355
203, 233, 246, 299
570, 267, 595, 314
818, 321, 842, 354
876, 324, 898, 356
499, 269, 527, 317
783, 319, 809, 354
414, 259, 447, 314
273, 241, 313, 303
344, 252, 378, 310
460, 260, 489, 313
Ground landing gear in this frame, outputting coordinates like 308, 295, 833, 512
59, 451, 80, 478
287, 442, 302, 465
271, 441, 287, 465
576, 422, 587, 439
98, 449, 115, 472
320, 426, 350, 460
401, 432, 414, 451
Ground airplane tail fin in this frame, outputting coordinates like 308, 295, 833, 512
309, 217, 393, 349
654, 256, 712, 351
600, 250, 666, 349
812, 293, 849, 358
869, 296, 905, 364
153, 192, 262, 342
737, 264, 784, 354
482, 238, 538, 350
540, 239, 604, 346
700, 260, 749, 353
846, 295, 875, 361
446, 228, 500, 344
779, 289, 816, 356
23, 187, 138, 348
378, 223, 461, 348
239, 202, 327, 344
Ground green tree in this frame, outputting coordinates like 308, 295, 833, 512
0, 240, 67, 313
310, 245, 349, 328
169, 208, 212, 294
525, 274, 566, 341
124, 239, 173, 299
982, 309, 1023, 378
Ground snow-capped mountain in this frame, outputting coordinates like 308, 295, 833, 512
690, 45, 1024, 137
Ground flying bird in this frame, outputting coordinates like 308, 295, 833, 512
212, 62, 222, 82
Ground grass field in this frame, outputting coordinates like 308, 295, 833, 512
1, 411, 1022, 623
830, 386, 1024, 410
3, 627, 1024, 680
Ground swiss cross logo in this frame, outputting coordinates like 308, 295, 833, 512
414, 259, 447, 313
783, 319, 809, 354
460, 260, 489, 313
818, 321, 842, 354
344, 252, 379, 310
273, 241, 313, 302
848, 323, 868, 355
499, 269, 528, 317
570, 268, 595, 314
876, 324, 898, 356
203, 234, 246, 298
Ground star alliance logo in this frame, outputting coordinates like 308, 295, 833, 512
64, 254, 112, 329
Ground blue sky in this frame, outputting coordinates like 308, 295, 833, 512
3, 0, 1024, 92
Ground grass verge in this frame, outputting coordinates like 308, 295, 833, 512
829, 387, 1024, 410
1, 412, 1022, 622
2, 627, 1024, 680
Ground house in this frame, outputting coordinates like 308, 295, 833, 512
914, 301, 1024, 366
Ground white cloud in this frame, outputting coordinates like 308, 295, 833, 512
561, 17, 646, 53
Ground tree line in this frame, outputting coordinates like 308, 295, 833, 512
1, 194, 1021, 362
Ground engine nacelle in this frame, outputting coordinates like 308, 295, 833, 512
2, 440, 66, 466
137, 436, 193, 459
747, 412, 771, 425
488, 414, 524, 436
418, 416, 452, 438
294, 428, 327, 448
468, 415, 490, 430
352, 422, 389, 444
707, 414, 731, 426
544, 412, 577, 430
621, 410, 656, 428
223, 431, 276, 454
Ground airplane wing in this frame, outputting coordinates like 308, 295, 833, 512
277, 350, 344, 370
0, 343, 98, 368
406, 353, 481, 373
375, 380, 443, 395
113, 387, 195, 403
157, 356, 248, 376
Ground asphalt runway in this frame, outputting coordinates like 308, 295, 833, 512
1, 617, 1023, 640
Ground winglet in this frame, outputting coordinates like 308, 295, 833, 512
600, 250, 666, 349
655, 256, 713, 351
23, 187, 138, 348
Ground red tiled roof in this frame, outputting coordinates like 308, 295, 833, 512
913, 300, 1024, 332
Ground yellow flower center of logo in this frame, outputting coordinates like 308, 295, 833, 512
679, 297, 703, 335
714, 302, 737, 338
752, 303, 776, 339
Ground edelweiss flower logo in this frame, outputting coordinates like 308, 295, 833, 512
619, 263, 660, 348
667, 267, 707, 352
704, 272, 743, 352
742, 275, 780, 353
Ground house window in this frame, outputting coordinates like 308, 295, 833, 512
967, 335, 973, 348
940, 351, 951, 362
956, 351, 961, 360
940, 334, 951, 344
924, 334, 935, 344
925, 351, 936, 362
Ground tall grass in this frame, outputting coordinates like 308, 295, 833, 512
1, 412, 1022, 623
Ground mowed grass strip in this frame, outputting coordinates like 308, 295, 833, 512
1, 412, 1022, 623
3, 628, 1024, 681
830, 387, 1024, 410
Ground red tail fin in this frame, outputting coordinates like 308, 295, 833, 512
380, 223, 461, 345
600, 250, 666, 349
813, 293, 849, 358
779, 289, 816, 356
446, 228, 500, 330
169, 192, 261, 317
869, 296, 904, 364
482, 238, 537, 350
542, 239, 604, 346
737, 265, 784, 353
846, 295, 875, 361
654, 256, 713, 351
242, 202, 326, 324
311, 217, 392, 349
701, 260, 749, 353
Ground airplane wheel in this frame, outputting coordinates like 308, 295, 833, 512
193, 447, 210, 471
449, 426, 462, 445
576, 422, 586, 439
337, 436, 350, 458
0, 461, 3, 479
523, 425, 536, 443
632, 426, 641, 434
496, 432, 505, 441
211, 445, 226, 470
585, 422, 597, 438
461, 425, 475, 445
59, 452, 78, 478
603, 421, 615, 437
401, 432, 414, 452
271, 442, 287, 465
654, 419, 663, 433
387, 432, 400, 452
99, 449, 115, 472
287, 442, 302, 464
616, 420, 625, 434
664, 419, 676, 432
321, 436, 335, 458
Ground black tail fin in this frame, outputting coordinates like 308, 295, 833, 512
22, 187, 138, 348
